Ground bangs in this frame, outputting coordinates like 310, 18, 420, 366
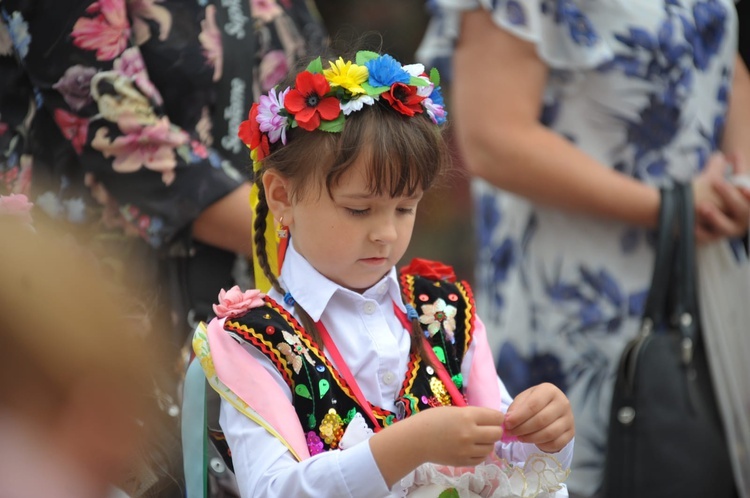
325, 102, 449, 198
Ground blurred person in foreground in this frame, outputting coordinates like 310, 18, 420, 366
0, 210, 171, 498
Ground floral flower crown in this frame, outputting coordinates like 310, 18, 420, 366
237, 50, 447, 162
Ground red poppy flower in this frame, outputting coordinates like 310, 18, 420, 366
53, 108, 89, 154
284, 71, 340, 131
382, 82, 425, 117
400, 258, 456, 282
237, 103, 269, 160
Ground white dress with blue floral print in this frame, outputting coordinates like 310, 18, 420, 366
419, 0, 742, 494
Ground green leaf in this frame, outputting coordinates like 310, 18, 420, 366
318, 113, 345, 133
355, 50, 380, 66
432, 346, 446, 363
306, 57, 323, 74
295, 384, 312, 399
318, 379, 330, 398
307, 413, 316, 429
409, 75, 429, 87
429, 67, 441, 87
345, 408, 358, 424
452, 373, 463, 389
361, 81, 389, 96
438, 488, 459, 498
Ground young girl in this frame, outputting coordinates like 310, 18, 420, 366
193, 50, 575, 497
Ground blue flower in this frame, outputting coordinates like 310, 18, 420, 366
475, 193, 501, 247
544, 0, 599, 47
682, 1, 727, 71
529, 352, 567, 392
506, 1, 526, 26
496, 344, 568, 395
628, 289, 648, 317
365, 55, 410, 88
426, 86, 447, 125
496, 342, 530, 396
627, 94, 681, 160
579, 301, 604, 330
5, 11, 31, 59
428, 86, 445, 108
579, 266, 622, 307
491, 238, 516, 283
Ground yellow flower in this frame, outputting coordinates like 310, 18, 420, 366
323, 58, 368, 95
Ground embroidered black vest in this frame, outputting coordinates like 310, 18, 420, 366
218, 272, 477, 458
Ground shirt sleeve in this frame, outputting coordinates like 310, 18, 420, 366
417, 0, 614, 80
219, 344, 392, 498
0, 0, 244, 247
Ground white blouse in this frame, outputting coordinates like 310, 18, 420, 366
219, 241, 574, 497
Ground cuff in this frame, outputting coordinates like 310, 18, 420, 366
336, 439, 390, 497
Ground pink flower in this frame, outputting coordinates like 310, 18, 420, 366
257, 87, 290, 144
213, 286, 266, 319
91, 116, 188, 185
259, 50, 288, 91
251, 0, 283, 23
113, 48, 164, 105
0, 193, 33, 224
199, 5, 223, 82
72, 0, 130, 61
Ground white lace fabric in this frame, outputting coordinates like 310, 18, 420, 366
395, 453, 569, 498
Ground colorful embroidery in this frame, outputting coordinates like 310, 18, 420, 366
217, 266, 478, 455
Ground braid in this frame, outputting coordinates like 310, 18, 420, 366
253, 180, 285, 297
252, 173, 325, 346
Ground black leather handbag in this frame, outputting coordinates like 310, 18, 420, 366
602, 184, 736, 498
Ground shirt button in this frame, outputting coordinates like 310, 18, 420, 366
363, 302, 376, 314
377, 283, 388, 295
382, 371, 396, 385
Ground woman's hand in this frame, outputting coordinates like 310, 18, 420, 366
692, 152, 750, 243
502, 383, 575, 454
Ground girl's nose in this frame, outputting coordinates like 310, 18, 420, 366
370, 218, 398, 244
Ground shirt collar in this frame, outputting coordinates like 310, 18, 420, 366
279, 240, 405, 321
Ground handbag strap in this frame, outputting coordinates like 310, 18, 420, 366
672, 183, 700, 364
642, 187, 680, 330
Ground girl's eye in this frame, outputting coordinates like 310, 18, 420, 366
346, 208, 370, 216
397, 207, 416, 215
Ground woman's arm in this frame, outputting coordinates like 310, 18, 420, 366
695, 54, 750, 240
452, 10, 660, 228
722, 55, 750, 162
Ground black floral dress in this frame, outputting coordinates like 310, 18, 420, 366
0, 0, 327, 331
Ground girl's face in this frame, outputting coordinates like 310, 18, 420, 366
287, 158, 422, 293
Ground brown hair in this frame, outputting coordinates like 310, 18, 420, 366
253, 94, 451, 358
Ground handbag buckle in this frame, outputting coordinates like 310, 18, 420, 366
681, 336, 694, 365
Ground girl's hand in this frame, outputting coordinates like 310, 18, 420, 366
502, 383, 574, 453
414, 406, 506, 467
693, 152, 750, 243
370, 405, 505, 487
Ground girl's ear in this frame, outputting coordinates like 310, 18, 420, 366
262, 169, 292, 222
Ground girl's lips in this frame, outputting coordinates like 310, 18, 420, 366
360, 257, 387, 265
